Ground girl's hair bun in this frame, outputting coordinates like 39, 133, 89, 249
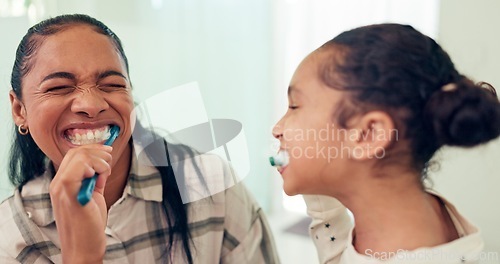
425, 79, 500, 147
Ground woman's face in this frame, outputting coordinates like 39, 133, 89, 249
273, 50, 352, 196
11, 25, 134, 170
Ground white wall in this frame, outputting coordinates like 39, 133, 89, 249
432, 0, 500, 259
0, 16, 30, 200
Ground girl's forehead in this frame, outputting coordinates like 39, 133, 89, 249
291, 49, 335, 87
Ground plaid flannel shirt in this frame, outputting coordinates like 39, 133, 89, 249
0, 146, 280, 264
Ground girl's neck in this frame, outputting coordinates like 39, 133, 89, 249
335, 171, 459, 256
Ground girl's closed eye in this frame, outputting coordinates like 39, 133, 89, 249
288, 99, 298, 110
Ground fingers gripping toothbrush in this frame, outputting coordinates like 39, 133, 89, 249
77, 126, 120, 206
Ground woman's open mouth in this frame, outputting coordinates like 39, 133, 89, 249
64, 125, 113, 145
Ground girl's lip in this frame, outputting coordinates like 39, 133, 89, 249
277, 165, 288, 174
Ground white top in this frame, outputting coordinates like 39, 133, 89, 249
304, 192, 484, 264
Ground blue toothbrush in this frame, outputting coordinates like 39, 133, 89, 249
77, 125, 120, 206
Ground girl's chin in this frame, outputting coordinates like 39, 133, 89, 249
283, 188, 300, 197
282, 182, 301, 196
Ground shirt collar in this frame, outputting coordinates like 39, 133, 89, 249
21, 143, 164, 227
125, 144, 163, 202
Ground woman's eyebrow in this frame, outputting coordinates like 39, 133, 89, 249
97, 70, 127, 80
40, 72, 76, 85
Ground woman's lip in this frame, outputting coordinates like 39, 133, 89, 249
64, 138, 108, 147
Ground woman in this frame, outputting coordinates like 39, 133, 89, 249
0, 14, 279, 263
272, 23, 500, 263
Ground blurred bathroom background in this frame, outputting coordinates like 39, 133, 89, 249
0, 0, 499, 263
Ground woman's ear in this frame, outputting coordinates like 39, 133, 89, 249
344, 111, 396, 160
10, 90, 27, 126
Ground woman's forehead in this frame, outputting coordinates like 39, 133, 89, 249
24, 26, 127, 83
39, 25, 111, 50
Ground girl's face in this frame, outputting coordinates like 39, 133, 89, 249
273, 51, 351, 196
10, 25, 135, 170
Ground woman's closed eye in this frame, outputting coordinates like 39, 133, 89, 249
98, 83, 127, 92
45, 85, 76, 94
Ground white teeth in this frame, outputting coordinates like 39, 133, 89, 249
95, 130, 102, 139
67, 126, 112, 145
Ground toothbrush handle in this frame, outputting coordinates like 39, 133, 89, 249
77, 126, 119, 206
77, 175, 98, 206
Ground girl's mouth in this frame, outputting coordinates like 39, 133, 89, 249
277, 165, 288, 174
270, 150, 289, 173
64, 125, 113, 145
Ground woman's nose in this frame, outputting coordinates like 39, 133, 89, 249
71, 88, 109, 118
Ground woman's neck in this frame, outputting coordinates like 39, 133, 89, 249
334, 170, 459, 256
104, 143, 132, 210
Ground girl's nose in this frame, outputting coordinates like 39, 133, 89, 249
272, 121, 284, 139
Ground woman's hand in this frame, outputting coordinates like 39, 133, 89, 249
49, 144, 113, 264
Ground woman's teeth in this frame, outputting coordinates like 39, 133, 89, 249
66, 127, 112, 145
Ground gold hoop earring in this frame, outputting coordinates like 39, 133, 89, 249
18, 124, 29, 135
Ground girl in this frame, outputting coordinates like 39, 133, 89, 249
272, 23, 500, 263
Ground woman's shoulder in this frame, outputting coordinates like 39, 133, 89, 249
0, 191, 30, 259
0, 189, 25, 230
0, 194, 15, 226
